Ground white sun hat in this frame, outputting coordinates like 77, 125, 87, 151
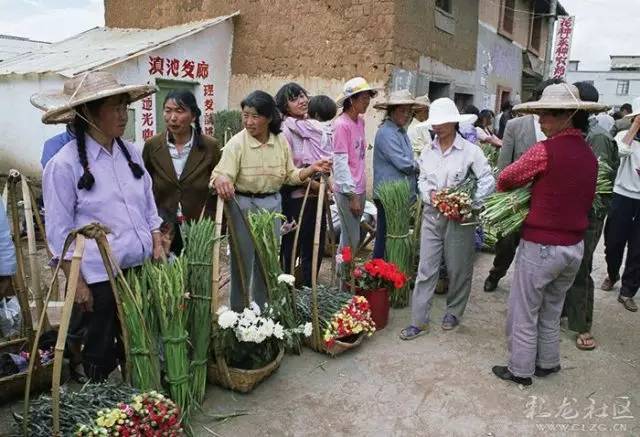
414, 94, 431, 109
513, 83, 609, 114
623, 96, 640, 120
336, 77, 380, 107
424, 97, 477, 126
31, 71, 157, 125
373, 89, 418, 110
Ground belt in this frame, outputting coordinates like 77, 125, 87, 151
236, 191, 277, 199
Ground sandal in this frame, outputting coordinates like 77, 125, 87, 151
576, 333, 596, 351
399, 325, 428, 340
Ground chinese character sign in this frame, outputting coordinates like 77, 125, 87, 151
148, 55, 210, 80
551, 16, 575, 79
203, 83, 215, 136
140, 96, 155, 141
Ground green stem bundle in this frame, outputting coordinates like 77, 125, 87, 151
377, 180, 413, 308
118, 267, 162, 391
149, 257, 191, 418
295, 285, 353, 324
183, 218, 217, 406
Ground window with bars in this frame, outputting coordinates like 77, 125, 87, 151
617, 80, 630, 96
435, 0, 452, 14
500, 0, 515, 36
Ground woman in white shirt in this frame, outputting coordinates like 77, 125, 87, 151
475, 109, 502, 148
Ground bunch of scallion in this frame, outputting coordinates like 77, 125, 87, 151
593, 160, 614, 213
247, 209, 301, 349
377, 180, 414, 308
183, 218, 216, 406
480, 143, 499, 169
118, 267, 162, 391
149, 257, 191, 418
295, 285, 353, 324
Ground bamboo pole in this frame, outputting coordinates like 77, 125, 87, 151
20, 177, 48, 330
322, 175, 337, 286
210, 197, 224, 318
27, 181, 60, 302
51, 234, 85, 436
23, 233, 76, 436
289, 181, 313, 277
310, 177, 326, 351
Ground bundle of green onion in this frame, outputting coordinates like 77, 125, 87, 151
482, 160, 615, 237
377, 180, 413, 308
182, 218, 216, 406
295, 285, 354, 323
247, 210, 301, 349
480, 143, 499, 169
149, 257, 191, 417
119, 267, 162, 391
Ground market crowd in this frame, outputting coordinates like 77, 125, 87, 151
0, 68, 638, 388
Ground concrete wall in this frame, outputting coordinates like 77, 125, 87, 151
475, 22, 522, 112
565, 70, 640, 109
0, 21, 234, 179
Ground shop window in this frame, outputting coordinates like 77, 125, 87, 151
529, 13, 543, 54
499, 0, 515, 38
435, 0, 452, 14
616, 80, 630, 96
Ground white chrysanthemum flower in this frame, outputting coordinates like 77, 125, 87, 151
242, 307, 257, 322
217, 310, 238, 329
277, 274, 296, 286
273, 323, 284, 340
216, 305, 229, 315
303, 322, 313, 337
249, 301, 261, 316
260, 319, 275, 338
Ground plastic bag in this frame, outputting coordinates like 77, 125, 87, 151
0, 297, 22, 337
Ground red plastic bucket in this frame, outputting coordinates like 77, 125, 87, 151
360, 288, 390, 330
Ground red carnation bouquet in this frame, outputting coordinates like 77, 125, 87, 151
352, 258, 407, 291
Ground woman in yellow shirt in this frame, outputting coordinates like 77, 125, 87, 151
210, 90, 330, 309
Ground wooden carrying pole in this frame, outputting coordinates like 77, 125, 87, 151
310, 176, 326, 351
22, 224, 132, 436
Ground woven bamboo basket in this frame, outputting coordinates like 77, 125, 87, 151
0, 360, 58, 404
305, 333, 364, 357
207, 345, 284, 393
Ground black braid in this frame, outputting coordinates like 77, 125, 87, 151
74, 115, 95, 190
193, 107, 202, 149
115, 137, 144, 179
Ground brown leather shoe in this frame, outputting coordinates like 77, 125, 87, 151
618, 296, 638, 312
601, 277, 616, 291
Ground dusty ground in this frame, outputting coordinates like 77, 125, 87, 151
1, 240, 638, 436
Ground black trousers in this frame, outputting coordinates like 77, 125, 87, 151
281, 196, 327, 287
604, 193, 640, 297
488, 231, 521, 280
372, 200, 387, 259
67, 280, 123, 381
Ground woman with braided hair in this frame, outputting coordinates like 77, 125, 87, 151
143, 90, 221, 254
36, 71, 164, 381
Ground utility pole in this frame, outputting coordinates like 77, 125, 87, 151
543, 0, 558, 79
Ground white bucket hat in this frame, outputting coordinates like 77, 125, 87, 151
513, 83, 609, 114
414, 94, 431, 109
424, 98, 477, 126
373, 89, 418, 110
623, 96, 640, 120
336, 77, 379, 107
31, 71, 157, 125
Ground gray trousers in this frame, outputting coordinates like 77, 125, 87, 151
335, 192, 366, 252
411, 206, 476, 326
507, 239, 583, 378
228, 193, 281, 311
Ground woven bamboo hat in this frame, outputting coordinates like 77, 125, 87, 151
373, 89, 418, 110
336, 77, 380, 107
513, 83, 609, 114
31, 71, 157, 125
414, 94, 431, 109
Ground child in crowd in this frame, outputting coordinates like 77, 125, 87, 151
307, 95, 338, 160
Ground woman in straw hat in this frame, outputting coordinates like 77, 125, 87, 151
333, 77, 378, 256
36, 71, 164, 381
407, 94, 432, 156
372, 89, 419, 259
491, 83, 605, 386
400, 98, 495, 340
601, 95, 640, 313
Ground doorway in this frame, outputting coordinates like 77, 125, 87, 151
428, 81, 450, 101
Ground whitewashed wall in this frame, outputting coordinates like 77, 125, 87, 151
0, 20, 234, 179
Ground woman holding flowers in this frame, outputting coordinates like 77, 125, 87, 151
372, 89, 419, 259
400, 98, 494, 339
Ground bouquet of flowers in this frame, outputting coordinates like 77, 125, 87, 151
76, 391, 182, 436
296, 285, 376, 348
432, 170, 479, 223
352, 258, 407, 291
213, 302, 312, 370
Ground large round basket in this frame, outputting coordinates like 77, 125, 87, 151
306, 332, 364, 357
208, 345, 284, 393
0, 360, 58, 404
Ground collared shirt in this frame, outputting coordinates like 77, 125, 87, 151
614, 129, 640, 200
407, 119, 432, 156
41, 127, 75, 169
0, 201, 16, 276
333, 113, 367, 194
418, 133, 495, 206
166, 130, 194, 179
210, 129, 303, 194
43, 135, 162, 284
373, 119, 417, 199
